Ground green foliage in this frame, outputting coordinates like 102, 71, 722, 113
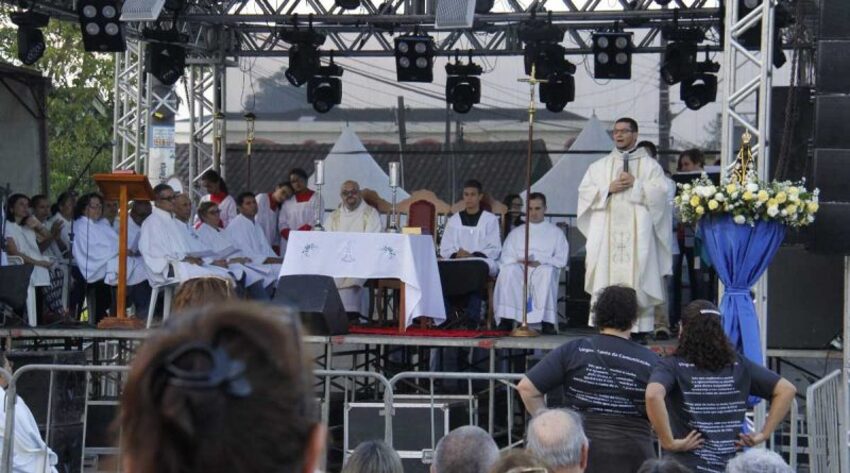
0, 13, 114, 198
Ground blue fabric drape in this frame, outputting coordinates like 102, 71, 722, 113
697, 215, 786, 365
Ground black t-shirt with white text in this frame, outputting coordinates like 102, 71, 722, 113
649, 354, 781, 473
526, 334, 659, 418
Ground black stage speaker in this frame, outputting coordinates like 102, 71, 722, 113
806, 202, 850, 254
0, 264, 33, 315
768, 246, 842, 349
819, 0, 850, 40
273, 275, 349, 335
813, 149, 850, 202
814, 95, 850, 149
769, 86, 813, 183
816, 41, 850, 94
7, 350, 87, 473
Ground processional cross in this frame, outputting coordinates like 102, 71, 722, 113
511, 65, 547, 338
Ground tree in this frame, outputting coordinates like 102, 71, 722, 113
0, 12, 114, 198
701, 112, 722, 164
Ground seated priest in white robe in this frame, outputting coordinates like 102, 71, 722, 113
256, 182, 294, 255
577, 118, 672, 335
224, 193, 284, 297
494, 193, 568, 332
438, 179, 502, 325
138, 184, 233, 286
279, 168, 319, 247
325, 180, 383, 316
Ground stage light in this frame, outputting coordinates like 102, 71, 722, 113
523, 43, 577, 113
593, 31, 633, 79
540, 72, 575, 112
286, 42, 320, 87
146, 43, 185, 85
335, 0, 360, 10
475, 0, 495, 13
681, 73, 717, 110
737, 0, 792, 68
660, 42, 698, 85
445, 54, 482, 114
395, 34, 435, 83
10, 11, 48, 65
308, 58, 343, 113
78, 0, 126, 52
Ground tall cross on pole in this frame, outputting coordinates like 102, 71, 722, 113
511, 64, 547, 338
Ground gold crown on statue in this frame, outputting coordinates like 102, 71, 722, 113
728, 130, 755, 184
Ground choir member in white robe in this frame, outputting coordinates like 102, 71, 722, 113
4, 194, 52, 288
139, 185, 233, 286
439, 181, 502, 277
72, 197, 147, 287
325, 180, 383, 315
225, 193, 283, 292
255, 182, 293, 255
103, 200, 119, 233
494, 193, 568, 327
198, 170, 238, 228
279, 168, 318, 245
0, 354, 59, 473
577, 118, 672, 333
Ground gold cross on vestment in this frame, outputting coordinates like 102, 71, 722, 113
518, 64, 548, 124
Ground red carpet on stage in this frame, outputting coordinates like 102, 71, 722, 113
348, 326, 510, 338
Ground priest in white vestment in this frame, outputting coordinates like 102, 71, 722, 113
279, 168, 319, 246
255, 182, 293, 255
325, 180, 383, 315
494, 193, 569, 329
577, 118, 672, 333
224, 193, 284, 295
139, 184, 233, 286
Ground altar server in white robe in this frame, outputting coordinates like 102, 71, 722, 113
139, 184, 232, 286
255, 181, 293, 255
494, 193, 568, 329
325, 180, 383, 315
577, 118, 672, 333
225, 192, 284, 293
72, 193, 147, 287
197, 169, 237, 228
279, 168, 319, 245
439, 179, 502, 277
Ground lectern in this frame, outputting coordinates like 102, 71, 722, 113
93, 172, 154, 329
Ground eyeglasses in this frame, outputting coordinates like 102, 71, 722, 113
613, 128, 634, 135
208, 209, 221, 215
159, 195, 176, 202
341, 190, 360, 197
88, 203, 103, 210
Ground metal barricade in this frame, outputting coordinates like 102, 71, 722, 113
806, 369, 844, 473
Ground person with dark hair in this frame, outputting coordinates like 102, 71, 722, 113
646, 300, 797, 473
224, 192, 283, 299
518, 285, 659, 473
4, 194, 54, 318
342, 440, 404, 473
636, 459, 691, 473
255, 181, 294, 254
637, 140, 657, 159
671, 149, 707, 330
578, 117, 672, 340
198, 169, 237, 228
29, 194, 64, 254
677, 148, 705, 173
119, 303, 325, 473
494, 192, 568, 333
46, 192, 76, 258
502, 193, 524, 238
279, 167, 319, 244
438, 179, 502, 326
26, 194, 67, 317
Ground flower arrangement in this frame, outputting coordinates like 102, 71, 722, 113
674, 174, 820, 227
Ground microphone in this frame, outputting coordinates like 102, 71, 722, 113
622, 152, 630, 174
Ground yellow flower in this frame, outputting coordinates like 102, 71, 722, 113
785, 204, 798, 214
807, 202, 820, 213
767, 198, 778, 208
757, 190, 769, 202
742, 191, 754, 201
776, 191, 787, 204
690, 196, 701, 207
708, 200, 719, 210
725, 184, 737, 194
788, 186, 799, 195
695, 206, 705, 215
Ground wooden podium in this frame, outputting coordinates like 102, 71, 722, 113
94, 172, 154, 329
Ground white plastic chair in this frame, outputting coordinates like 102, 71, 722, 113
6, 256, 37, 327
147, 277, 179, 328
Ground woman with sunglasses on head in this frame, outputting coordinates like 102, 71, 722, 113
645, 300, 796, 473
198, 169, 237, 228
120, 302, 324, 473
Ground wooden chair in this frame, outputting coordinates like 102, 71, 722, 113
408, 200, 436, 236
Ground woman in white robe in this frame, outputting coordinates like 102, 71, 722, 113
198, 169, 237, 228
195, 202, 267, 289
4, 194, 52, 288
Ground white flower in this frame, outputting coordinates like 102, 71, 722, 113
746, 182, 759, 193
767, 206, 779, 217
705, 185, 717, 197
808, 215, 815, 223
683, 184, 692, 191
733, 215, 746, 224
788, 193, 798, 202
714, 193, 725, 202
780, 209, 788, 216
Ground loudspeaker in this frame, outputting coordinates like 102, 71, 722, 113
819, 0, 850, 40
273, 275, 349, 335
0, 264, 34, 315
816, 41, 850, 94
814, 95, 850, 149
814, 149, 850, 202
806, 202, 850, 254
50, 422, 84, 473
769, 86, 813, 183
7, 351, 87, 426
768, 246, 842, 349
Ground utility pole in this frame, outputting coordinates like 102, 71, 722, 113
396, 96, 407, 189
445, 103, 455, 203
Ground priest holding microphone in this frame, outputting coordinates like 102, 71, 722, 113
577, 117, 672, 339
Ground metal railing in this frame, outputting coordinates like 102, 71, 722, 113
806, 369, 845, 473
